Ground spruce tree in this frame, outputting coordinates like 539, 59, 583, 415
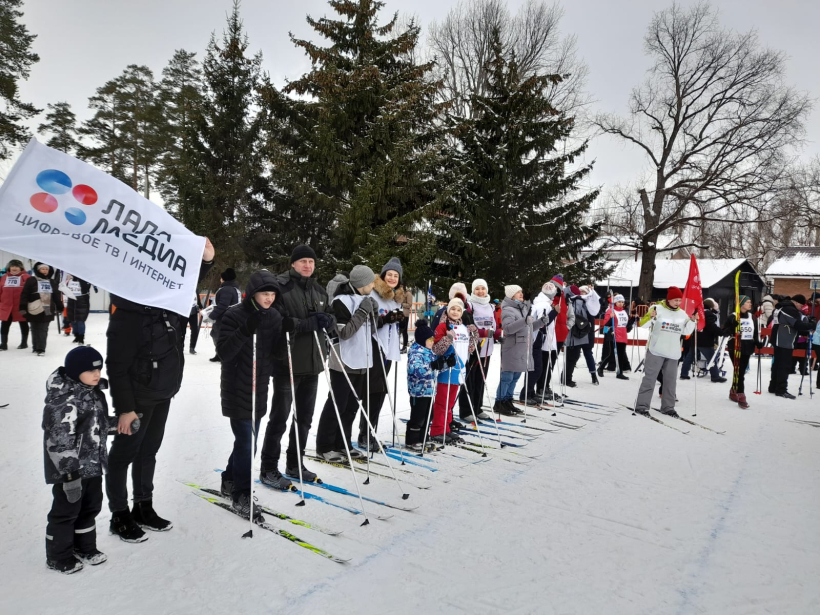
117, 65, 163, 198
0, 0, 39, 161
444, 32, 603, 291
263, 0, 446, 282
184, 0, 264, 266
156, 49, 203, 215
79, 79, 129, 184
37, 102, 79, 154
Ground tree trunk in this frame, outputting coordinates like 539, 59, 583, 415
639, 238, 659, 304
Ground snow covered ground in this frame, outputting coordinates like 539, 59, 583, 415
1, 314, 819, 615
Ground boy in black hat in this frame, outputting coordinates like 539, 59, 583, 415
43, 346, 110, 574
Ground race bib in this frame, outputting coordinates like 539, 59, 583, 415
67, 281, 81, 294
37, 281, 52, 293
615, 310, 629, 327
3, 276, 21, 288
474, 314, 494, 329
740, 319, 753, 341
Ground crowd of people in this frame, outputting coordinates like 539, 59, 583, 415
19, 243, 819, 575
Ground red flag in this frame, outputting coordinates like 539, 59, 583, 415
682, 254, 705, 331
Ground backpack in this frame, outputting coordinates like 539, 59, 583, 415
571, 298, 590, 337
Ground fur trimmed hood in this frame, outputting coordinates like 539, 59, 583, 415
374, 276, 407, 304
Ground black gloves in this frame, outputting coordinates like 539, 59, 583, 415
382, 309, 402, 325
312, 312, 334, 331
241, 310, 262, 336
446, 354, 457, 368
431, 357, 446, 370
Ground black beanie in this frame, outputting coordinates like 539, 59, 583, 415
792, 294, 807, 305
414, 319, 435, 346
221, 268, 236, 281
65, 346, 104, 383
291, 245, 317, 264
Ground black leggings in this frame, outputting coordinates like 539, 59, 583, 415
1, 318, 29, 342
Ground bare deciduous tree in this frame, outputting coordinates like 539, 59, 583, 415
428, 0, 588, 119
595, 2, 811, 301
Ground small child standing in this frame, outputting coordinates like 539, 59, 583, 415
43, 346, 110, 574
430, 299, 476, 443
405, 319, 442, 450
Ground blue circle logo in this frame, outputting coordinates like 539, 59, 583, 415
64, 207, 87, 226
36, 169, 72, 195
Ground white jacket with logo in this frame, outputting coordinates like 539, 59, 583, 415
641, 301, 696, 360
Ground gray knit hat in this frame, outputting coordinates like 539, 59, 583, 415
380, 257, 403, 283
349, 265, 375, 290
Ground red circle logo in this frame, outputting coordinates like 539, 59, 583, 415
72, 184, 98, 205
30, 192, 59, 213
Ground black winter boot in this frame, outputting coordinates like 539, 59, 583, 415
110, 509, 148, 543
17, 332, 27, 349
0, 336, 7, 350
132, 500, 173, 531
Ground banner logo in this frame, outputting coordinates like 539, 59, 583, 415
30, 169, 98, 226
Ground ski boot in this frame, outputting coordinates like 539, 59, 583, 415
737, 393, 749, 409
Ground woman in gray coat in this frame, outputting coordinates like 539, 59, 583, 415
495, 285, 553, 415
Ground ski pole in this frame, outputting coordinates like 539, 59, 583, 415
312, 332, 371, 525
242, 333, 257, 538
323, 332, 410, 499
369, 313, 405, 466
285, 332, 306, 505
521, 318, 531, 424
469, 330, 504, 447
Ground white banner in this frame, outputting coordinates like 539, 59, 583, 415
0, 139, 205, 315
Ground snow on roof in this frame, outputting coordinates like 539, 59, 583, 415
765, 247, 820, 277
596, 258, 747, 288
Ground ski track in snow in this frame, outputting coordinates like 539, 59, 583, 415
1, 314, 819, 614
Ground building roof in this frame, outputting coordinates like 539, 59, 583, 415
597, 258, 748, 289
765, 247, 820, 277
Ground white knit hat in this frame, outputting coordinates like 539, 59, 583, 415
447, 297, 464, 311
449, 283, 468, 300
613, 294, 625, 303
504, 285, 522, 299
471, 278, 488, 293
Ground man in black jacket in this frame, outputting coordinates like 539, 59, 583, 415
680, 299, 726, 382
105, 239, 215, 543
217, 270, 282, 519
768, 294, 815, 399
258, 245, 335, 489
209, 268, 241, 362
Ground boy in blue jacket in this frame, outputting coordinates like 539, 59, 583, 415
405, 319, 444, 451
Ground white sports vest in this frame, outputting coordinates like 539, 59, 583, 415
336, 295, 373, 370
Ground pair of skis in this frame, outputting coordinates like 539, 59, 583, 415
618, 403, 725, 435
182, 481, 349, 564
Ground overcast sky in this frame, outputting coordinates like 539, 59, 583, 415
12, 0, 820, 203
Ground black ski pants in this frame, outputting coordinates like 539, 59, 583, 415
261, 374, 319, 472
731, 352, 751, 394
181, 311, 201, 350
406, 396, 433, 445
770, 346, 794, 395
30, 320, 49, 352
46, 476, 103, 561
106, 399, 171, 512
316, 370, 366, 455
1, 317, 29, 345
358, 361, 392, 442
537, 342, 563, 391
461, 355, 491, 416
565, 343, 595, 383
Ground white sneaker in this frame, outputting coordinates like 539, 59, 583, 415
476, 411, 492, 420
460, 413, 477, 422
